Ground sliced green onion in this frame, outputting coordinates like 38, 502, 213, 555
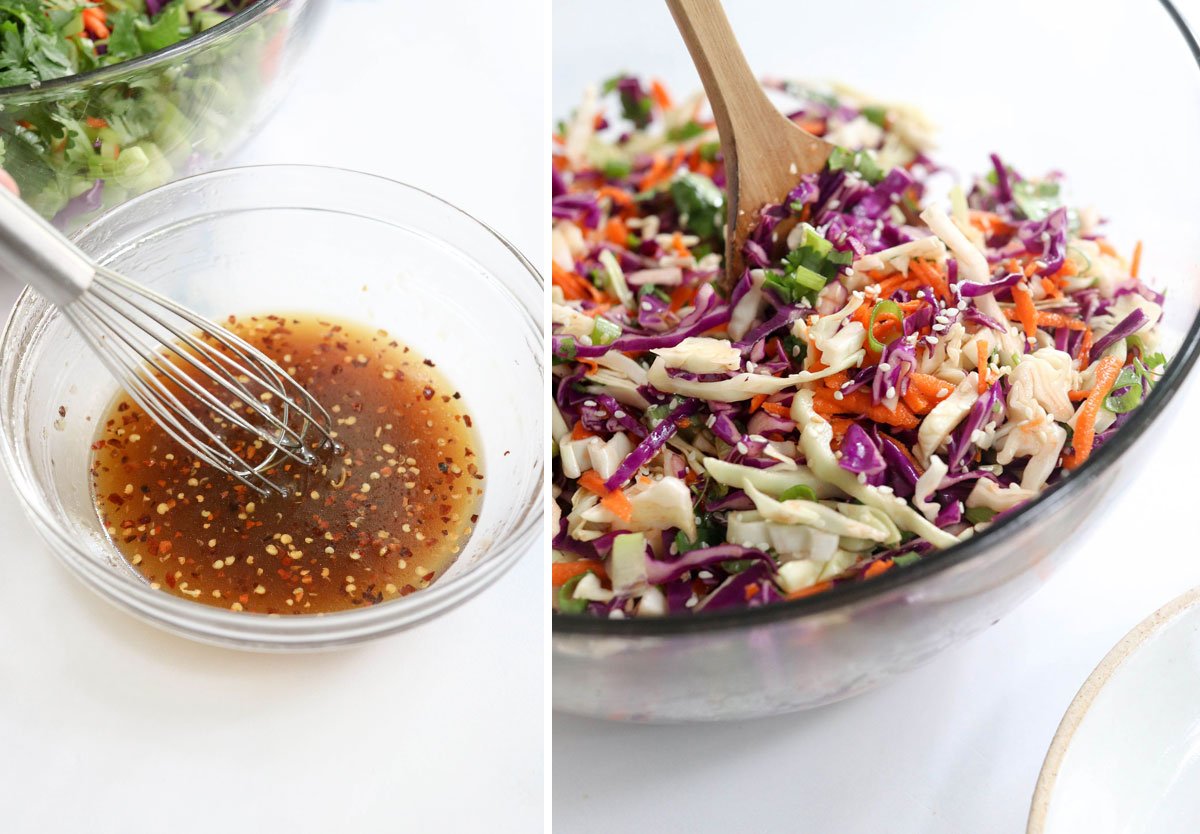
1104, 367, 1143, 414
893, 553, 922, 567
964, 507, 997, 525
789, 263, 827, 293
601, 158, 633, 180
867, 299, 904, 353
779, 484, 816, 502
861, 105, 888, 127
554, 338, 577, 362
556, 572, 591, 614
590, 317, 621, 346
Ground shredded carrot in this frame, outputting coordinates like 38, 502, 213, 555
1131, 240, 1143, 279
910, 259, 951, 303
976, 341, 990, 394
822, 370, 850, 390
639, 157, 669, 192
576, 470, 634, 521
1062, 355, 1123, 469
597, 185, 633, 208
81, 6, 109, 39
571, 421, 595, 441
969, 211, 1011, 235
908, 373, 955, 401
1011, 281, 1037, 342
787, 580, 833, 600
828, 417, 853, 447
601, 489, 634, 523
85, 116, 108, 129
578, 470, 610, 494
813, 388, 919, 430
1077, 327, 1094, 370
581, 302, 614, 318
1035, 311, 1087, 331
552, 560, 609, 588
668, 283, 697, 313
748, 394, 768, 414
1040, 277, 1061, 299
808, 339, 827, 372
795, 118, 826, 136
863, 559, 894, 579
1054, 258, 1078, 279
870, 272, 913, 300
743, 582, 762, 601
670, 232, 691, 258
578, 357, 600, 375
1068, 390, 1090, 402
1097, 239, 1118, 257
901, 386, 931, 415
760, 401, 791, 419
604, 217, 628, 246
650, 79, 673, 111
552, 262, 603, 302
905, 370, 956, 413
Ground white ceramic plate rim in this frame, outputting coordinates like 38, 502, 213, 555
1026, 584, 1200, 832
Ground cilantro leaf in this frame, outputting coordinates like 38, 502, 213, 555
668, 171, 725, 241
827, 146, 885, 184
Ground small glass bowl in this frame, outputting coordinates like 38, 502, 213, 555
0, 164, 543, 650
0, 0, 329, 228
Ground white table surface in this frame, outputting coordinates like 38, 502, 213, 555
0, 2, 545, 832
552, 1, 1200, 831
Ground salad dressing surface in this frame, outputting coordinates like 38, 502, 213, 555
89, 314, 483, 615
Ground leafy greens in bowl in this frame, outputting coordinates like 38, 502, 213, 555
0, 0, 327, 227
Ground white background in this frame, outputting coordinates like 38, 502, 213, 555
0, 1, 544, 832
552, 0, 1200, 832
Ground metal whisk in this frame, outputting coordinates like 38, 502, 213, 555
0, 188, 335, 497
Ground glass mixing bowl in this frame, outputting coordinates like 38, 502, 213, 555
0, 164, 543, 650
0, 0, 328, 228
552, 0, 1200, 721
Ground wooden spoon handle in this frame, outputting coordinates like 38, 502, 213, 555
664, 0, 777, 149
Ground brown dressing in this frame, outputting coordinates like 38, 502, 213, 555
89, 314, 483, 615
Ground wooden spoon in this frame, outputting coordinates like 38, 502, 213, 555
666, 0, 834, 287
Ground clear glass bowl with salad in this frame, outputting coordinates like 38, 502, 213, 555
0, 0, 327, 228
551, 0, 1200, 720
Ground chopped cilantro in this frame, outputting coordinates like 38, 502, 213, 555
1011, 179, 1062, 221
668, 171, 725, 241
666, 120, 706, 142
827, 146, 885, 184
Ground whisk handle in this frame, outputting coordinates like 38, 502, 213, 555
0, 188, 94, 308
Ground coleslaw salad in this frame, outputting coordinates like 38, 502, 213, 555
552, 76, 1166, 618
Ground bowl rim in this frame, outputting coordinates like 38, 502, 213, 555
553, 0, 1200, 639
0, 0, 292, 98
0, 162, 545, 645
1025, 583, 1200, 832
